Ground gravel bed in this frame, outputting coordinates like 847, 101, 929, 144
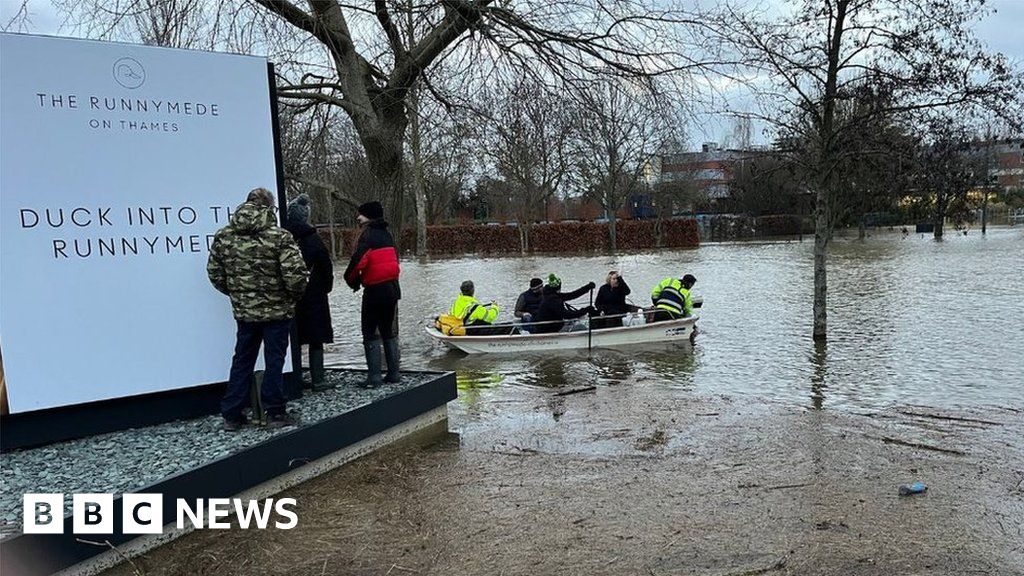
0, 370, 438, 539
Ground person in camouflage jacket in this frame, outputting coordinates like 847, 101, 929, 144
207, 188, 308, 431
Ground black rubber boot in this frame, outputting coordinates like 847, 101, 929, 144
383, 338, 401, 383
362, 339, 383, 388
310, 346, 331, 390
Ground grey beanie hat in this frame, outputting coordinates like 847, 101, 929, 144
287, 193, 311, 224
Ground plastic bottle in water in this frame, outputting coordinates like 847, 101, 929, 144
898, 482, 927, 496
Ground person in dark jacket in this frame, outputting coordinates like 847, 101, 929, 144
344, 201, 401, 388
512, 276, 544, 332
532, 274, 596, 334
593, 270, 635, 329
284, 194, 334, 390
513, 278, 544, 332
546, 274, 595, 302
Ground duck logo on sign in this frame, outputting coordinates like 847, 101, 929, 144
112, 57, 146, 89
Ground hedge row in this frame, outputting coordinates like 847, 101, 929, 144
319, 218, 700, 256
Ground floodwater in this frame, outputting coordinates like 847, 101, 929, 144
104, 227, 1024, 576
328, 227, 1024, 413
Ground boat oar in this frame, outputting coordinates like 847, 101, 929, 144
587, 287, 594, 354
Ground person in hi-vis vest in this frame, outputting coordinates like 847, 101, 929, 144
650, 274, 697, 322
450, 280, 500, 327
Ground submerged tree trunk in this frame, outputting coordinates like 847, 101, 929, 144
933, 196, 946, 240
981, 189, 988, 235
810, 0, 846, 342
409, 84, 428, 256
812, 188, 829, 341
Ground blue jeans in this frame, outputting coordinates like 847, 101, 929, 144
221, 319, 290, 421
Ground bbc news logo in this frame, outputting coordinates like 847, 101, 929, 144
23, 494, 298, 534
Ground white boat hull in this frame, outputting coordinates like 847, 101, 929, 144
425, 316, 697, 354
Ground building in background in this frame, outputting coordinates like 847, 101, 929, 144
989, 139, 1024, 191
659, 142, 772, 212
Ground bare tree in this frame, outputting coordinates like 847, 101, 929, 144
716, 0, 1024, 340
2, 1, 30, 32
419, 108, 473, 224
728, 116, 753, 150
784, 84, 918, 236
279, 106, 366, 208
407, 80, 428, 254
912, 121, 989, 239
651, 177, 703, 246
480, 79, 577, 252
52, 0, 711, 247
252, 0, 699, 235
52, 0, 227, 49
730, 154, 803, 216
575, 77, 680, 250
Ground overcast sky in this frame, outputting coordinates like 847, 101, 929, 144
3, 0, 1022, 146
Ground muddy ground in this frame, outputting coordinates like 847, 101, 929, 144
104, 382, 1023, 576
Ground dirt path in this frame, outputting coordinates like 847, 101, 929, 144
104, 383, 1024, 576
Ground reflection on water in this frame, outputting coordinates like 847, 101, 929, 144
454, 370, 504, 407
327, 227, 1024, 412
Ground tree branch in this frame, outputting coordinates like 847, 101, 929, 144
375, 0, 406, 61
285, 172, 361, 209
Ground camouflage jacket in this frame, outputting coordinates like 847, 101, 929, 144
207, 201, 309, 322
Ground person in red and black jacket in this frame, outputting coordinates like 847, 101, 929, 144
344, 201, 402, 387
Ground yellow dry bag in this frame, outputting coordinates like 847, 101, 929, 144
435, 314, 466, 336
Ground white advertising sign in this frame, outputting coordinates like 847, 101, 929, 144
0, 33, 286, 413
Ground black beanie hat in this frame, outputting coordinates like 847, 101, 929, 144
529, 277, 543, 289
358, 201, 384, 220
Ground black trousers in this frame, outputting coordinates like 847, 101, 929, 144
361, 297, 398, 342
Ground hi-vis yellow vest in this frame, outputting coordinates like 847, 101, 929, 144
651, 278, 692, 318
436, 295, 500, 336
450, 295, 499, 324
